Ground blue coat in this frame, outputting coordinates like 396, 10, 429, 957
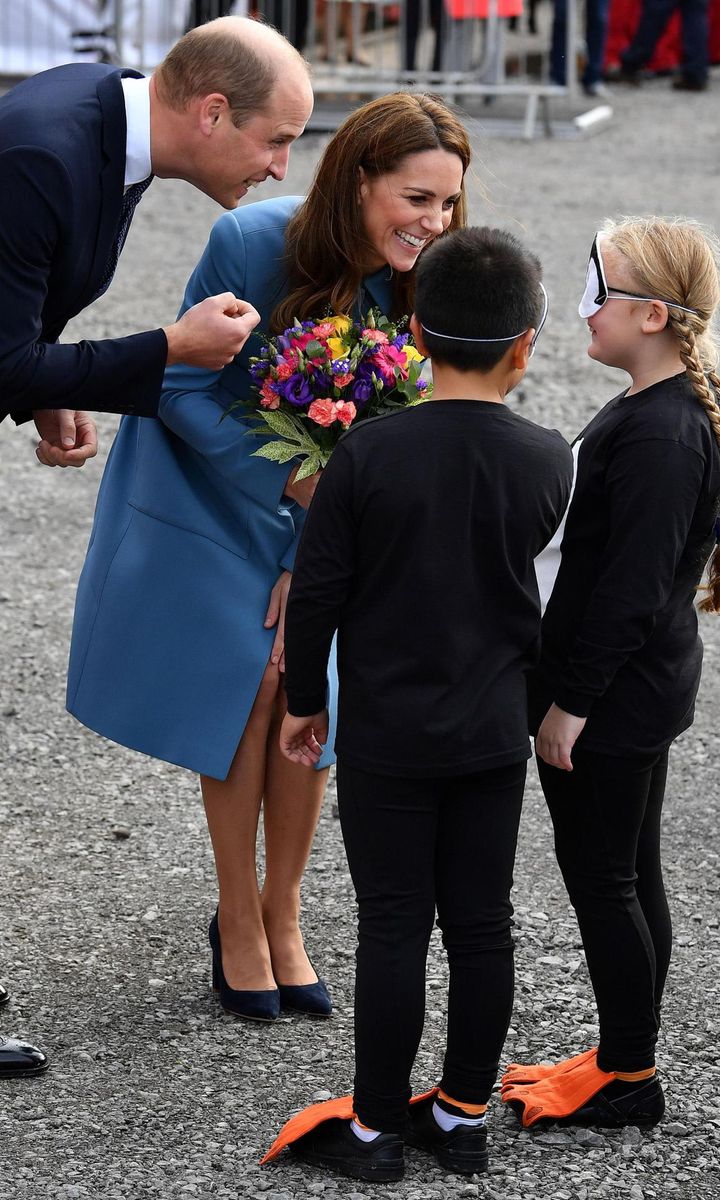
67, 196, 393, 780
0, 64, 165, 423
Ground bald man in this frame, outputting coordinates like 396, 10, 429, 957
0, 16, 312, 1079
0, 16, 313, 464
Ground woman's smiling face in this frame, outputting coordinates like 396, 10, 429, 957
358, 148, 464, 273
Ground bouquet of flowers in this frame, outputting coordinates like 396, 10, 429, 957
230, 309, 430, 480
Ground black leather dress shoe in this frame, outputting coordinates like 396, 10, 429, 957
0, 1036, 49, 1078
672, 75, 708, 91
0, 983, 9, 1007
290, 1118, 404, 1182
405, 1095, 489, 1175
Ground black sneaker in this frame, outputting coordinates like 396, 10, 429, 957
405, 1095, 489, 1175
290, 1118, 404, 1182
553, 1076, 665, 1130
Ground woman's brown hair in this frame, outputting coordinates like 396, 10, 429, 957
603, 216, 720, 612
272, 93, 471, 333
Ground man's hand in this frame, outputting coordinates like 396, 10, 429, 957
283, 463, 321, 510
165, 293, 260, 369
33, 409, 98, 468
279, 710, 329, 767
264, 570, 292, 672
535, 704, 587, 771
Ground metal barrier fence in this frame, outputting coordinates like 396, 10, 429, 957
0, 1, 586, 137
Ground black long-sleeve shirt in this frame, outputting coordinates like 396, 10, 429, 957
530, 372, 720, 756
285, 399, 573, 777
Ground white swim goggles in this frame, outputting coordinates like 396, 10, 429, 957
422, 282, 548, 358
579, 234, 698, 318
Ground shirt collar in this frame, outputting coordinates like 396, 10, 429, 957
121, 75, 152, 188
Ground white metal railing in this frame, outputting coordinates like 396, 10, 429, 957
0, 1, 588, 138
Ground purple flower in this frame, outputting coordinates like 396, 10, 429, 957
392, 333, 410, 349
279, 373, 314, 408
416, 378, 428, 392
352, 377, 374, 405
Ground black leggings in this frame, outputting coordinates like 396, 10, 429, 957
337, 759, 527, 1133
537, 747, 671, 1073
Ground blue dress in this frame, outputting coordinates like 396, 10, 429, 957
67, 195, 393, 780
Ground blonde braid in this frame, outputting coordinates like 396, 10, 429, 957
668, 314, 720, 612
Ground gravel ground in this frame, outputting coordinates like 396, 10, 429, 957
1, 78, 719, 1200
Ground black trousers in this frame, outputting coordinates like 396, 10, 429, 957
537, 746, 671, 1072
337, 758, 527, 1132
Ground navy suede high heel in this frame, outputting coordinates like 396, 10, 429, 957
278, 977, 333, 1018
208, 912, 280, 1023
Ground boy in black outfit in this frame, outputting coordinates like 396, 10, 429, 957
270, 227, 574, 1183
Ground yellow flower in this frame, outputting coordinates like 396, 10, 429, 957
326, 315, 352, 336
327, 336, 350, 360
403, 345, 423, 364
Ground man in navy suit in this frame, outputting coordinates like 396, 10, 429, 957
0, 14, 313, 1078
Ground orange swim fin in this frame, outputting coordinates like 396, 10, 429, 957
260, 1096, 354, 1164
260, 1087, 439, 1165
501, 1057, 616, 1128
501, 1047, 597, 1088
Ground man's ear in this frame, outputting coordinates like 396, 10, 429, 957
198, 92, 230, 136
409, 313, 429, 358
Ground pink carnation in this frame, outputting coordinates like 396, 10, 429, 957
275, 361, 294, 381
260, 382, 280, 410
363, 328, 389, 345
334, 401, 357, 427
307, 399, 338, 427
333, 372, 353, 388
313, 322, 337, 339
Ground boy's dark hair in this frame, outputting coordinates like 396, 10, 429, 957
415, 227, 544, 372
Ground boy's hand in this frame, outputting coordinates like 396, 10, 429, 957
535, 704, 586, 771
279, 710, 328, 767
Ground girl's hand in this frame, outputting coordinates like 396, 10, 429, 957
535, 704, 587, 771
264, 570, 292, 671
279, 710, 329, 767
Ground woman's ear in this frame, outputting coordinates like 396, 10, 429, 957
358, 165, 368, 204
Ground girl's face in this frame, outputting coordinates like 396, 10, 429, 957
358, 149, 464, 273
585, 240, 650, 372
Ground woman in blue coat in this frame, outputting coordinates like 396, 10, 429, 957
67, 92, 472, 1023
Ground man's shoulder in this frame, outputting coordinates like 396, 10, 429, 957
0, 63, 127, 155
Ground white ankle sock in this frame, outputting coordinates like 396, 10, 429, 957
350, 1118, 381, 1142
432, 1101, 487, 1132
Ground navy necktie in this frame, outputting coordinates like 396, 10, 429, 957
91, 175, 153, 303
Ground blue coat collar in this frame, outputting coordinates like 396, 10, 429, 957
361, 266, 394, 319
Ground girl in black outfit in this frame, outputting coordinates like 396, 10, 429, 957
503, 217, 720, 1130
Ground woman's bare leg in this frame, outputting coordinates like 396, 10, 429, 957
200, 663, 281, 992
261, 688, 330, 985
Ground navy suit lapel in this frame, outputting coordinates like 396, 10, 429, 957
79, 69, 141, 308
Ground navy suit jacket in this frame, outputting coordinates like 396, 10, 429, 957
0, 64, 167, 425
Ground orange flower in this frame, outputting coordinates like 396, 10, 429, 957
334, 401, 357, 427
307, 398, 338, 427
